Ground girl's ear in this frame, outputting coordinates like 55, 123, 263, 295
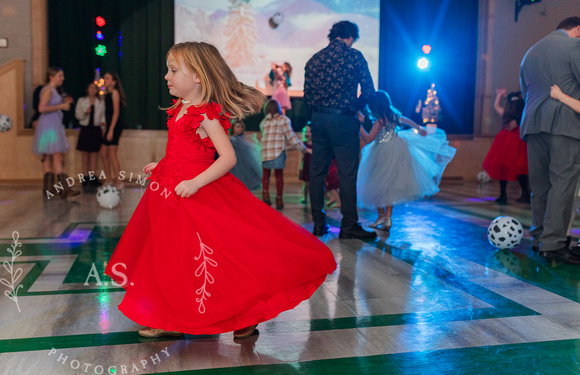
193, 73, 201, 84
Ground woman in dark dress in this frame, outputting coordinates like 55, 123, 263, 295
100, 72, 127, 189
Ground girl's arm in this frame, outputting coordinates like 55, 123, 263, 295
74, 97, 89, 121
400, 116, 427, 136
98, 100, 106, 126
551, 84, 580, 113
359, 118, 383, 144
174, 116, 237, 198
283, 118, 307, 153
494, 87, 506, 116
108, 90, 121, 130
38, 87, 69, 113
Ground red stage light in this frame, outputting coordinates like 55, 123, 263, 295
422, 45, 431, 54
96, 16, 106, 27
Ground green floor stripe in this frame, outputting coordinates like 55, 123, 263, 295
148, 338, 580, 375
0, 306, 534, 354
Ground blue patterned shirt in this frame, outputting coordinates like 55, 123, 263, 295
304, 39, 375, 113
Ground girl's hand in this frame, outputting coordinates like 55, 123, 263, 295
143, 162, 158, 174
418, 128, 427, 136
60, 102, 71, 111
550, 84, 564, 100
107, 130, 113, 142
175, 179, 200, 198
356, 111, 365, 123
496, 87, 507, 98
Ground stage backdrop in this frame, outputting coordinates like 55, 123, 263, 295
175, 0, 380, 95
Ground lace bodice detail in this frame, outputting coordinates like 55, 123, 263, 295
149, 101, 231, 207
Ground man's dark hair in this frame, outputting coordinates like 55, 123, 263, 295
556, 17, 580, 30
328, 21, 359, 41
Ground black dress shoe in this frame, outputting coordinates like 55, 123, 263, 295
313, 224, 330, 237
495, 196, 507, 205
516, 193, 530, 203
339, 223, 377, 240
539, 247, 580, 264
569, 243, 580, 257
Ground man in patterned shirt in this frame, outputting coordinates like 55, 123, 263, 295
304, 20, 376, 239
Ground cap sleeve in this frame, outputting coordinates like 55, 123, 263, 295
205, 102, 232, 134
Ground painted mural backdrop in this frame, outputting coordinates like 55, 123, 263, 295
175, 0, 379, 95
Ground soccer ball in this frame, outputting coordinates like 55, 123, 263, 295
96, 186, 120, 209
487, 216, 524, 250
0, 114, 13, 132
477, 171, 491, 184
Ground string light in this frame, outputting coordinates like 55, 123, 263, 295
95, 45, 107, 56
96, 16, 106, 27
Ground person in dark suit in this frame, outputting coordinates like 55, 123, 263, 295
520, 17, 580, 263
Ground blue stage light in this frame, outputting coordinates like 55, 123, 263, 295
96, 31, 103, 40
417, 57, 430, 70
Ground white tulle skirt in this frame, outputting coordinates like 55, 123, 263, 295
357, 128, 456, 208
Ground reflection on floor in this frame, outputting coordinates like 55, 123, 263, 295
0, 180, 579, 374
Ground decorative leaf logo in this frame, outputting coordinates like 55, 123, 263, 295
194, 232, 218, 314
0, 231, 24, 312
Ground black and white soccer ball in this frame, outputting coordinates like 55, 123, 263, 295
477, 171, 491, 184
487, 216, 524, 250
0, 114, 13, 132
96, 185, 120, 209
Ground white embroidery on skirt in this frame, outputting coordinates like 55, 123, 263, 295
194, 232, 218, 314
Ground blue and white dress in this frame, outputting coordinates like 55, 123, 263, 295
357, 119, 456, 208
230, 133, 262, 190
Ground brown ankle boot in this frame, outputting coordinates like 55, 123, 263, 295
262, 191, 271, 206
43, 172, 56, 198
276, 196, 284, 209
57, 173, 80, 198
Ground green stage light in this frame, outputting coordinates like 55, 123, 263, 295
95, 45, 107, 56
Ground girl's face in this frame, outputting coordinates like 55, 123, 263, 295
50, 71, 65, 87
304, 126, 311, 141
233, 123, 244, 135
103, 73, 116, 90
165, 53, 201, 101
87, 84, 98, 97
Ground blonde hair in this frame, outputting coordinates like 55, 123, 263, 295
166, 42, 266, 119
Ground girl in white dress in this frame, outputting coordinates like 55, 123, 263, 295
357, 91, 456, 230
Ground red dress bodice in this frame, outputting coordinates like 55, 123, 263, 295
150, 102, 231, 207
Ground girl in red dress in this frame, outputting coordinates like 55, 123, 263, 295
483, 89, 529, 205
104, 42, 336, 340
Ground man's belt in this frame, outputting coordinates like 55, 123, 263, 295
313, 106, 355, 116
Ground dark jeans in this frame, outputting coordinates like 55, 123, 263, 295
309, 112, 360, 230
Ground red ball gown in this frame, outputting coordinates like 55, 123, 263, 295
104, 102, 336, 334
483, 126, 528, 181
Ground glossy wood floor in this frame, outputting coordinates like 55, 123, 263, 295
0, 180, 579, 374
